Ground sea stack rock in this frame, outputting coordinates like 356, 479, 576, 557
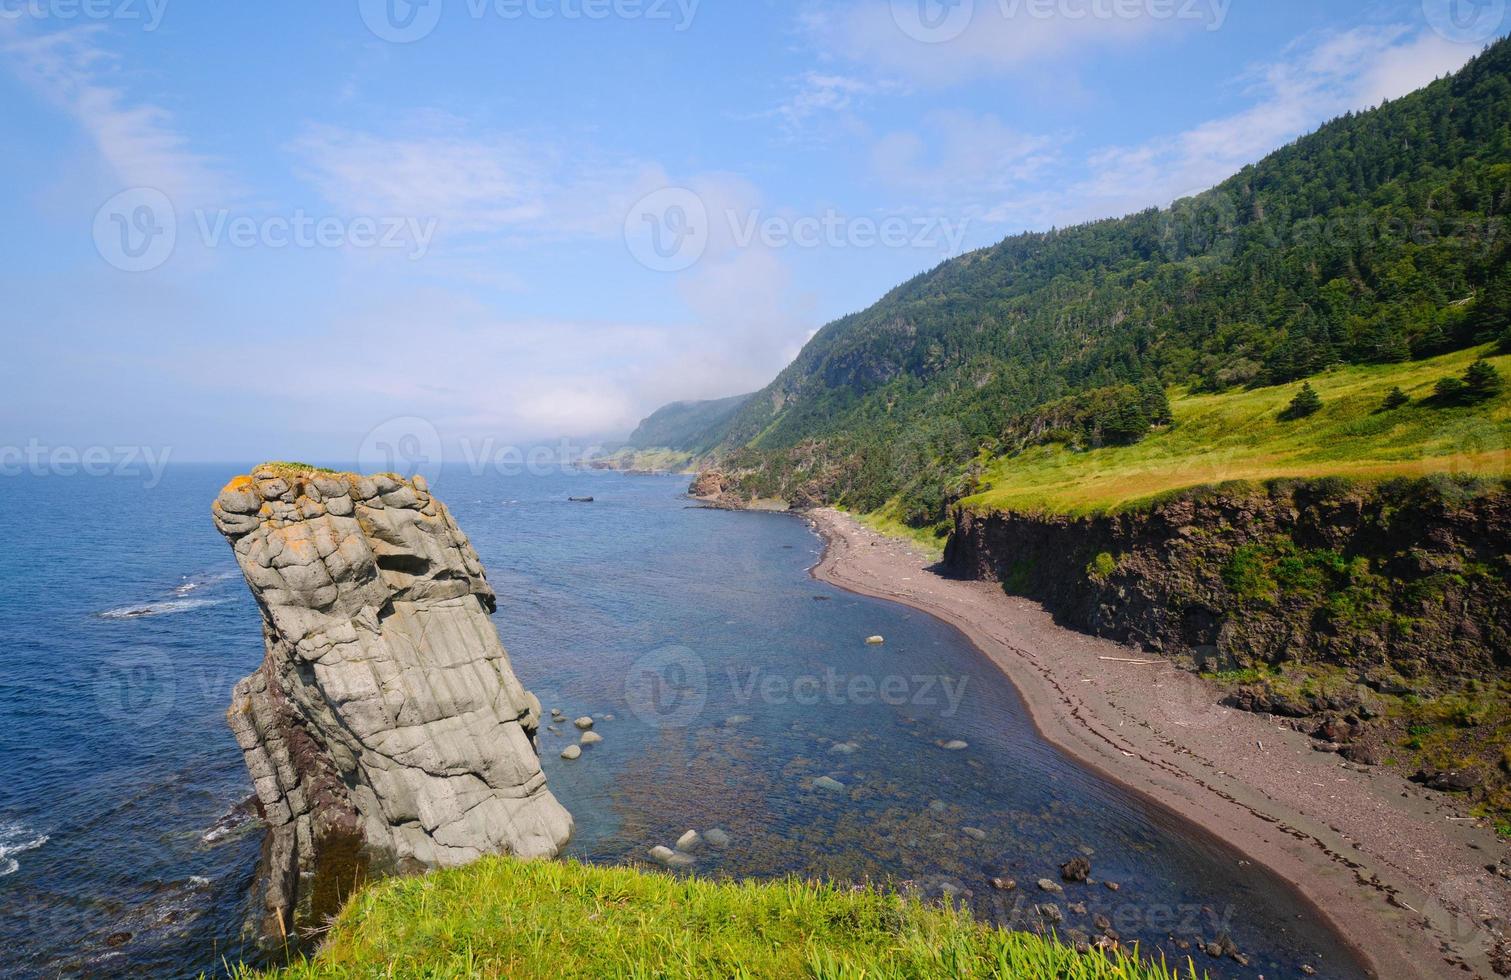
213, 464, 572, 940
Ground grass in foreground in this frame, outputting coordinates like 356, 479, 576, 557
244, 857, 1200, 980
965, 345, 1509, 516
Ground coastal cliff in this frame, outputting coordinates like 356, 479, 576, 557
213, 465, 572, 940
945, 478, 1511, 815
944, 478, 1509, 678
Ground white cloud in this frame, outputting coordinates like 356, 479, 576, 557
972, 25, 1485, 230
802, 0, 1204, 87
871, 109, 1059, 200
771, 72, 903, 133
2, 24, 227, 206
289, 121, 678, 247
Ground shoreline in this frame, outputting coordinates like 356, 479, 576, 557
803, 506, 1508, 980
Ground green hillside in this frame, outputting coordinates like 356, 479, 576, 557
628, 393, 753, 452
966, 345, 1509, 516
248, 857, 1198, 980
695, 38, 1511, 524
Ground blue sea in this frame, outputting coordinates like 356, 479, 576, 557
0, 466, 1366, 978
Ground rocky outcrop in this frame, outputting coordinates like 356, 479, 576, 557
945, 478, 1510, 679
687, 469, 795, 512
214, 465, 572, 941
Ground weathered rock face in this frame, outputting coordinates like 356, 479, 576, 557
945, 478, 1510, 680
214, 465, 573, 940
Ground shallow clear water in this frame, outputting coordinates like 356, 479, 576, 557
0, 466, 1366, 978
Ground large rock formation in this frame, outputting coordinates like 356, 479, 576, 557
945, 477, 1510, 679
213, 464, 572, 940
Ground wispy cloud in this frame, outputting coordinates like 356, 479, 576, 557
2, 24, 227, 205
800, 0, 1207, 87
289, 119, 677, 245
870, 109, 1059, 201
770, 71, 903, 133
1025, 25, 1485, 226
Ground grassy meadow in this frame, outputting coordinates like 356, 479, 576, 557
246, 857, 1202, 980
962, 345, 1510, 517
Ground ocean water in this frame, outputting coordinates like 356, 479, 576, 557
0, 466, 1367, 979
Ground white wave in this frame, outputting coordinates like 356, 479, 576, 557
0, 822, 48, 877
174, 570, 237, 596
99, 598, 224, 620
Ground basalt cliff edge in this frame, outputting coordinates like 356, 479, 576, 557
213, 465, 572, 940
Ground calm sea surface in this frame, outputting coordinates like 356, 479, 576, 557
0, 466, 1366, 978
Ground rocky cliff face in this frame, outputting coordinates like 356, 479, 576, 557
213, 465, 572, 940
945, 478, 1509, 679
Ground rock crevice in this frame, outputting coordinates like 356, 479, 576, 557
215, 465, 572, 939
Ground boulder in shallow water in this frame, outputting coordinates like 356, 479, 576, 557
813, 776, 846, 793
580, 731, 603, 746
865, 636, 886, 646
939, 740, 969, 751
574, 716, 595, 731
1060, 857, 1091, 883
676, 830, 702, 852
703, 828, 731, 849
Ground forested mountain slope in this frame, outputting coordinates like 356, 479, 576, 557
700, 38, 1511, 525
628, 393, 752, 452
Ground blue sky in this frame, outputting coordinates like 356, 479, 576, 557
1, 0, 1503, 463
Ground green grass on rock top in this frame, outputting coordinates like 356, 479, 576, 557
245, 857, 1202, 980
964, 345, 1510, 517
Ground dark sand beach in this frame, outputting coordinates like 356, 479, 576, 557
808, 507, 1509, 980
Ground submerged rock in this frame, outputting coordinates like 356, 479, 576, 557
939, 740, 969, 751
676, 830, 702, 852
580, 731, 603, 746
215, 465, 572, 941
703, 828, 731, 849
813, 776, 847, 793
1060, 857, 1091, 883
